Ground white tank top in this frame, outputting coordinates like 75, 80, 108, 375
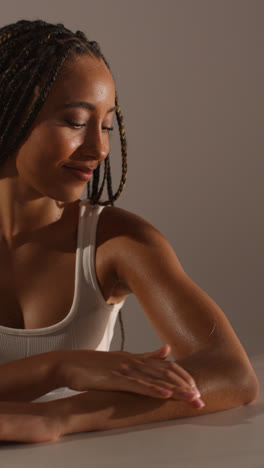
0, 199, 126, 402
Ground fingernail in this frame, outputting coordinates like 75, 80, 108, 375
160, 389, 173, 396
192, 398, 205, 409
182, 391, 197, 399
193, 388, 201, 398
182, 388, 200, 399
191, 387, 201, 398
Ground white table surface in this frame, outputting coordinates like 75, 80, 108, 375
1, 354, 263, 468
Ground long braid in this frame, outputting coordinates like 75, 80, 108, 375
0, 46, 72, 160
74, 29, 127, 350
92, 157, 109, 204
106, 156, 114, 203
0, 19, 127, 350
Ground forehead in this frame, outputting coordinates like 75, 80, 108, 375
44, 53, 115, 108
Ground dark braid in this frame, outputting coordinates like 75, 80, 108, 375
0, 19, 127, 350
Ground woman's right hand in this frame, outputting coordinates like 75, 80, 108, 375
59, 345, 204, 407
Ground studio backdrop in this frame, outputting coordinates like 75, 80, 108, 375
1, 0, 263, 358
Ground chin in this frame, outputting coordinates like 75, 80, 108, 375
46, 187, 84, 205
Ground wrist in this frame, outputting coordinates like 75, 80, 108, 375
54, 349, 97, 392
52, 350, 72, 389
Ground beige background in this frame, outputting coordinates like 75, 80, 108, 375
1, 0, 263, 358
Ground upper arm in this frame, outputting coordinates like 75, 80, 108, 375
101, 206, 255, 373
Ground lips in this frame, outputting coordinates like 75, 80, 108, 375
63, 165, 94, 182
64, 165, 96, 173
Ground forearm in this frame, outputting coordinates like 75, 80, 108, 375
0, 350, 65, 402
0, 382, 246, 444
56, 377, 250, 437
0, 348, 258, 443
59, 348, 259, 435
0, 352, 256, 442
60, 390, 214, 435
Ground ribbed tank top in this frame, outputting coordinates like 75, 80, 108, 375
0, 199, 126, 402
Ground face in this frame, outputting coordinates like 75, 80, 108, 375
8, 53, 116, 203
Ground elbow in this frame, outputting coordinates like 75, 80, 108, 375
233, 364, 260, 406
242, 372, 260, 405
216, 347, 260, 407
207, 359, 260, 412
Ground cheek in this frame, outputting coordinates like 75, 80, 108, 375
25, 124, 82, 162
36, 125, 81, 160
16, 126, 82, 181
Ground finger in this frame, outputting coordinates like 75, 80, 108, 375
115, 373, 203, 405
160, 360, 197, 389
137, 344, 171, 360
168, 361, 197, 389
110, 371, 175, 399
134, 358, 197, 390
110, 370, 201, 403
136, 349, 198, 389
115, 361, 195, 398
142, 379, 200, 401
136, 377, 202, 404
129, 361, 191, 391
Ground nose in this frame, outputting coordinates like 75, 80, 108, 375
78, 121, 109, 164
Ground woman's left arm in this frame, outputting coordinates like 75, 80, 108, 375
106, 206, 259, 409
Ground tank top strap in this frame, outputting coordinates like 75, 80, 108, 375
80, 200, 109, 305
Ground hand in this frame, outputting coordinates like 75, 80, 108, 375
61, 345, 204, 407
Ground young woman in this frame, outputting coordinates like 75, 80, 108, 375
0, 19, 259, 443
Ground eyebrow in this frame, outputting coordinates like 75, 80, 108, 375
58, 101, 116, 113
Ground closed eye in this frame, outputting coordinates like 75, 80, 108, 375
65, 120, 114, 133
65, 120, 85, 129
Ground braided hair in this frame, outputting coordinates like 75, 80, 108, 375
0, 19, 127, 350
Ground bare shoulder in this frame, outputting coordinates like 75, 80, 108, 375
97, 204, 165, 244
96, 204, 185, 295
95, 204, 163, 302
